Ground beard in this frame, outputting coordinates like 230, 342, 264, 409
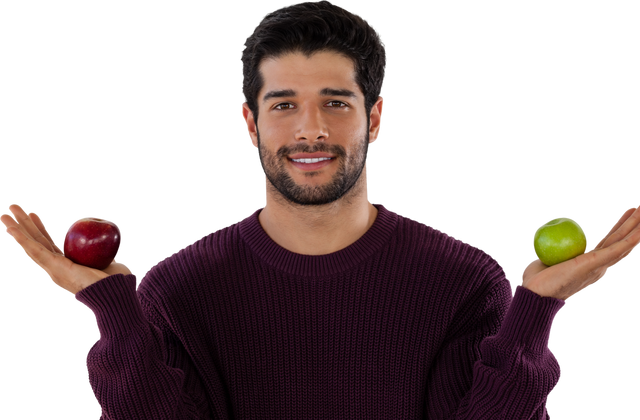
256, 116, 371, 206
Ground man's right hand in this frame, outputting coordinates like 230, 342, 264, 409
1, 204, 131, 295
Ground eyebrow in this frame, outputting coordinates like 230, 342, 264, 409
262, 88, 357, 103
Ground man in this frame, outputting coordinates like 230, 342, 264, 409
240, 51, 385, 255
2, 1, 639, 418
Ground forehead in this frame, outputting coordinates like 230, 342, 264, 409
258, 50, 361, 100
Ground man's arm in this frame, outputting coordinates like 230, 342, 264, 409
77, 273, 215, 419
424, 276, 562, 419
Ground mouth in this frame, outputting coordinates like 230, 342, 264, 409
287, 156, 336, 171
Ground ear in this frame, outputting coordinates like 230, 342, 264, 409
368, 97, 383, 143
242, 102, 259, 148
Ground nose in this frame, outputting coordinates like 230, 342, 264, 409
295, 105, 328, 142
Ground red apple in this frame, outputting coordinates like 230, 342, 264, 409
63, 218, 121, 270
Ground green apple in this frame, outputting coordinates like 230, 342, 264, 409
534, 218, 587, 266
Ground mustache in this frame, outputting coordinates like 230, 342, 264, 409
276, 143, 346, 159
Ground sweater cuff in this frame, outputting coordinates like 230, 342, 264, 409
495, 285, 565, 354
75, 273, 147, 339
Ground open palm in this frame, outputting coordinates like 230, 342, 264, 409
522, 206, 640, 300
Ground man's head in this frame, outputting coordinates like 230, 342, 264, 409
242, 1, 385, 123
241, 2, 385, 207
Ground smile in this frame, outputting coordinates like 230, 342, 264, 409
288, 157, 335, 171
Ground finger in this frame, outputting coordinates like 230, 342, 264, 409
595, 207, 636, 249
1, 213, 19, 229
608, 208, 640, 248
29, 212, 63, 254
596, 207, 639, 250
588, 222, 640, 270
8, 205, 55, 253
8, 227, 66, 293
616, 221, 640, 267
6, 226, 57, 273
7, 201, 37, 239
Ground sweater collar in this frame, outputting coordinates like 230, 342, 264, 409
238, 204, 398, 277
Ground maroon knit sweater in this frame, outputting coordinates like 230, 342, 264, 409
76, 204, 565, 419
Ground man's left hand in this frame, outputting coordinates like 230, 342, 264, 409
523, 206, 640, 300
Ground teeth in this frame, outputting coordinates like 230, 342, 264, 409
292, 157, 332, 163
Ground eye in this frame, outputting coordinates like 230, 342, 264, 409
274, 102, 291, 111
274, 101, 349, 111
329, 101, 347, 108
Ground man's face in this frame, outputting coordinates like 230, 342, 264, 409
244, 50, 378, 206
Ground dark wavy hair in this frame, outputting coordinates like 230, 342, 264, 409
241, 1, 386, 123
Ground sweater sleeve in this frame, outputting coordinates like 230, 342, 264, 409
425, 278, 565, 419
75, 273, 213, 419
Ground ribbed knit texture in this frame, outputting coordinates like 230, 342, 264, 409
76, 204, 565, 419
